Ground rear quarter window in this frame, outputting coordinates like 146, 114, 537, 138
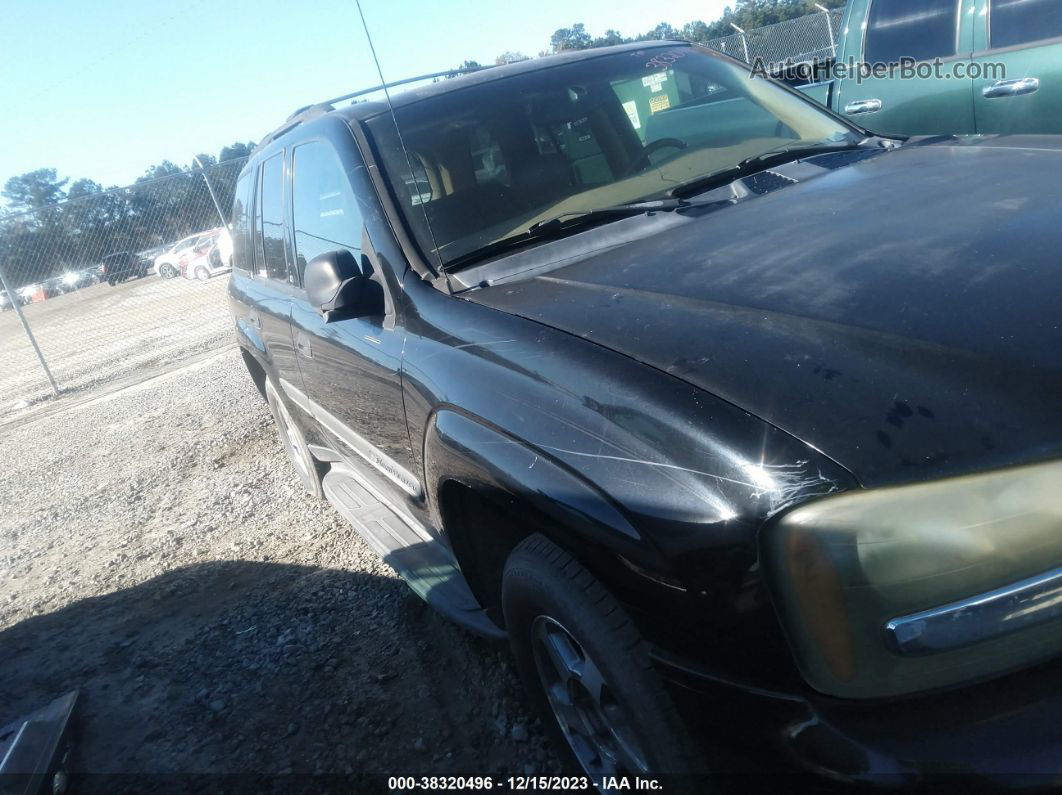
231, 171, 253, 272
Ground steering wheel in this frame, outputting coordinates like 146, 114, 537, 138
621, 138, 688, 178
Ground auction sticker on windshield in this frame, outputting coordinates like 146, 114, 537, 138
649, 94, 670, 114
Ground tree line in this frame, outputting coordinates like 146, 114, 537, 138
0, 142, 254, 287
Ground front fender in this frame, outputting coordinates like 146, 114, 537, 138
423, 409, 663, 568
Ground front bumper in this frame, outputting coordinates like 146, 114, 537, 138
655, 650, 1062, 789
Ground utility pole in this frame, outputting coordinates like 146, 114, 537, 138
193, 155, 230, 232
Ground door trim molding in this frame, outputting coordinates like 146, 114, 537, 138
279, 377, 423, 498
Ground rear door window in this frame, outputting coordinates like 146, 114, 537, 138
864, 0, 960, 64
291, 141, 364, 281
990, 0, 1062, 48
258, 153, 289, 282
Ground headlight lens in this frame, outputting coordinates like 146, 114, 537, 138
762, 459, 1062, 699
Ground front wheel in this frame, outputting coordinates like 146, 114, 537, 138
107, 277, 116, 287
502, 535, 705, 792
195, 266, 210, 282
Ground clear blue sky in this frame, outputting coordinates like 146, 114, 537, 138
0, 0, 729, 191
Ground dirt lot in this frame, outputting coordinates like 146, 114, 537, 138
0, 274, 231, 423
0, 348, 558, 792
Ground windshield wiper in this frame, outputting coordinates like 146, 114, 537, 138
445, 197, 723, 272
668, 138, 881, 199
526, 198, 689, 235
446, 138, 895, 271
736, 139, 881, 169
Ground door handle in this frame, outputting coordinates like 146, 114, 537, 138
982, 77, 1040, 98
295, 332, 312, 359
247, 309, 261, 329
844, 98, 883, 115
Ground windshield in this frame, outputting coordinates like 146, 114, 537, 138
367, 45, 854, 268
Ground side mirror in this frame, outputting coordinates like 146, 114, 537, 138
303, 250, 383, 322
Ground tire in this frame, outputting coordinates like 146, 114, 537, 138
264, 379, 325, 498
195, 266, 210, 282
503, 534, 705, 792
159, 264, 176, 279
107, 278, 116, 287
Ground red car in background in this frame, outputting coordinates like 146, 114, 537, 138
179, 227, 233, 281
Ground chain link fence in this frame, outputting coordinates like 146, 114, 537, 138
705, 8, 844, 68
0, 157, 248, 421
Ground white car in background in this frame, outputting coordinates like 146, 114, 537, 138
181, 227, 232, 281
18, 283, 43, 303
154, 231, 213, 279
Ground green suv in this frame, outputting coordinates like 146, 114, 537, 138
798, 0, 1062, 136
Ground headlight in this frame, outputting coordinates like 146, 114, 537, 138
761, 459, 1062, 699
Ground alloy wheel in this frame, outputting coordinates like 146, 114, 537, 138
531, 615, 650, 784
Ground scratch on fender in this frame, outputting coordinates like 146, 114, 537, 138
538, 444, 763, 490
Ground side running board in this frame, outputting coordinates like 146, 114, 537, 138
322, 465, 504, 639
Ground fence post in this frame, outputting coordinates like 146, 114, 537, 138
729, 23, 750, 63
814, 4, 836, 55
193, 156, 230, 232
0, 262, 60, 397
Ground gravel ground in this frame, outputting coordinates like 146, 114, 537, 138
0, 347, 558, 793
0, 274, 231, 424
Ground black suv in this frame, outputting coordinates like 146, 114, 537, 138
101, 251, 147, 286
230, 42, 1062, 788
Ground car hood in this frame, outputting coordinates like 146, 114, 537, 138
468, 137, 1062, 487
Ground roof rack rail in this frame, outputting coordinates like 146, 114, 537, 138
316, 63, 496, 109
253, 103, 336, 153
252, 64, 497, 155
